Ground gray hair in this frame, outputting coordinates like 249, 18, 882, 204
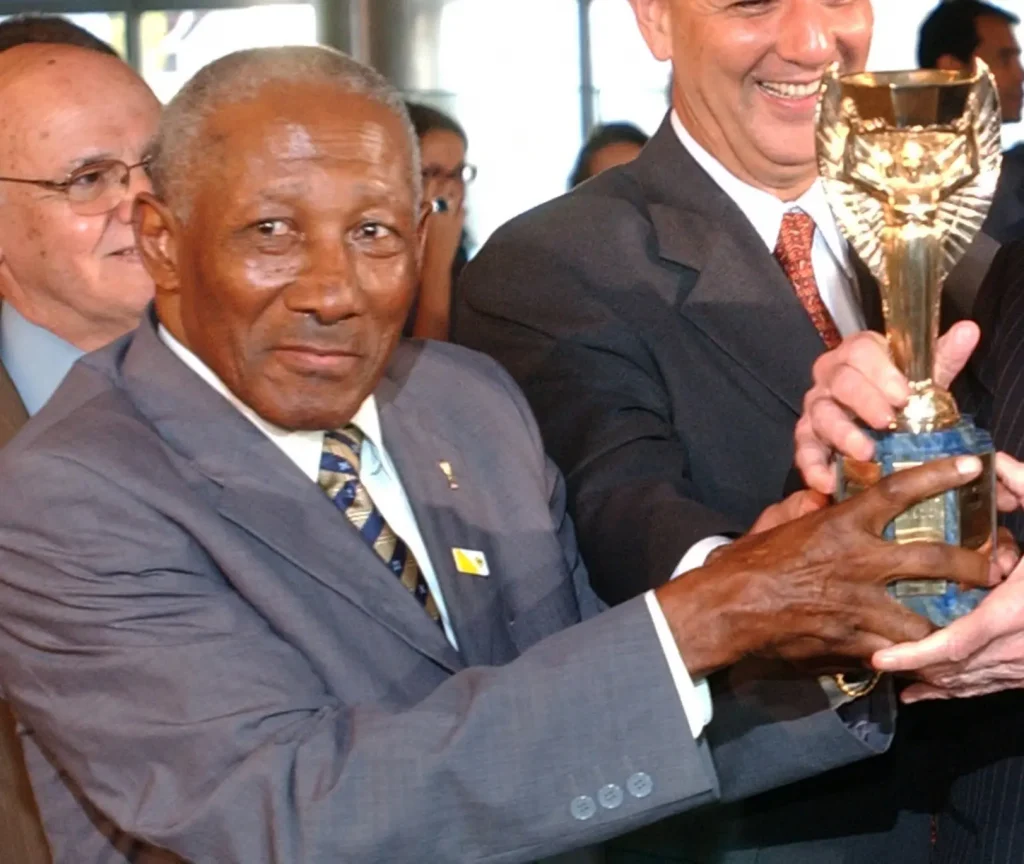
148, 45, 421, 221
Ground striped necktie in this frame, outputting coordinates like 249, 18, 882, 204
774, 209, 843, 350
318, 426, 441, 624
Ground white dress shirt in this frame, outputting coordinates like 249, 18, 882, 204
158, 326, 713, 738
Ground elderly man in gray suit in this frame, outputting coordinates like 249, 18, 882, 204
0, 46, 997, 864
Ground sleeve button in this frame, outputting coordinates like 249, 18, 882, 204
598, 783, 624, 810
627, 772, 653, 799
570, 794, 598, 821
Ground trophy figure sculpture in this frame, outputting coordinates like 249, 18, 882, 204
816, 61, 1002, 627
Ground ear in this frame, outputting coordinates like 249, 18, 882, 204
416, 201, 432, 265
629, 0, 674, 63
133, 192, 181, 298
936, 54, 969, 73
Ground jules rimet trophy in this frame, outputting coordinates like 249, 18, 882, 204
816, 60, 1002, 627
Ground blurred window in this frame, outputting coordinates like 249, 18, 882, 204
426, 0, 582, 247
588, 0, 670, 136
140, 4, 317, 103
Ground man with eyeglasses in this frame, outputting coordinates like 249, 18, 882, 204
0, 31, 160, 864
0, 41, 160, 428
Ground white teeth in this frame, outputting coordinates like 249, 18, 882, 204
759, 79, 822, 99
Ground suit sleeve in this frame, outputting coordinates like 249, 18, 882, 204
0, 450, 721, 864
455, 224, 740, 604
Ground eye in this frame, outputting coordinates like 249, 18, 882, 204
69, 167, 108, 190
351, 219, 405, 257
244, 218, 300, 254
255, 219, 292, 237
356, 221, 393, 240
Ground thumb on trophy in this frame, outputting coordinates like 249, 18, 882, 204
934, 320, 980, 389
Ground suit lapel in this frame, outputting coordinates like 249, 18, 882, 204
377, 370, 511, 666
0, 360, 27, 448
121, 316, 462, 673
632, 118, 827, 417
215, 470, 464, 674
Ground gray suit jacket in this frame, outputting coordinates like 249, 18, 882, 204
0, 358, 27, 447
0, 316, 892, 863
0, 357, 51, 864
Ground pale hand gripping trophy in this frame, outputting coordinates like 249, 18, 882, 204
816, 60, 1002, 627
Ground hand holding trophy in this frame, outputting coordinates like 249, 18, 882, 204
816, 60, 1002, 627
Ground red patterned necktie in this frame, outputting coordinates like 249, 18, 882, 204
774, 210, 843, 350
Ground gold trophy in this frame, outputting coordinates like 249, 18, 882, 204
816, 60, 1002, 626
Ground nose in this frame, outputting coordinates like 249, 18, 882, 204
284, 237, 361, 325
775, 0, 834, 69
112, 163, 154, 225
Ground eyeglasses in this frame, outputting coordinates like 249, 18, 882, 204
422, 163, 478, 185
0, 158, 151, 216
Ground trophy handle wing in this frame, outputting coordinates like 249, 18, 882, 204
936, 58, 1002, 282
816, 69, 888, 283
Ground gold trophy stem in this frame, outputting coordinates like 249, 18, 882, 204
881, 223, 960, 433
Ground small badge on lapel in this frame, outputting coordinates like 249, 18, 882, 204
452, 548, 489, 577
438, 460, 459, 489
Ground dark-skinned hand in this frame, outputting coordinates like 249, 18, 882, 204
656, 456, 998, 679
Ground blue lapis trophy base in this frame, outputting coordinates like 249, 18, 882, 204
835, 418, 996, 627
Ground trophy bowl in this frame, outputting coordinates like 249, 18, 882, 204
816, 60, 1002, 627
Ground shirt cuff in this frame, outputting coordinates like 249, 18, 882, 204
645, 589, 714, 739
671, 535, 733, 579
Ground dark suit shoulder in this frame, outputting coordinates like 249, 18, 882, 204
458, 172, 684, 344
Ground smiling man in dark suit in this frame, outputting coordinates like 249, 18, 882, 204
453, 1, 1000, 861
0, 44, 998, 864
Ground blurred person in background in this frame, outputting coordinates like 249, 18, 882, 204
0, 18, 160, 864
919, 0, 1024, 243
405, 102, 474, 340
569, 122, 649, 189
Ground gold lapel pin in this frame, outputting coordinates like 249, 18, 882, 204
439, 460, 459, 490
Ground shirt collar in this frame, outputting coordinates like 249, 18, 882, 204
670, 111, 851, 275
0, 303, 85, 415
157, 323, 383, 482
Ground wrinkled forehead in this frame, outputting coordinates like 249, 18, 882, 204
192, 88, 417, 209
0, 45, 156, 174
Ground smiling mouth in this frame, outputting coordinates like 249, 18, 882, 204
757, 79, 823, 101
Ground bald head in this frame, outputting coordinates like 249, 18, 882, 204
0, 43, 160, 350
149, 45, 420, 222
0, 44, 156, 176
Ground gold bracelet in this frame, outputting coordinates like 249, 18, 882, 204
834, 671, 883, 698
